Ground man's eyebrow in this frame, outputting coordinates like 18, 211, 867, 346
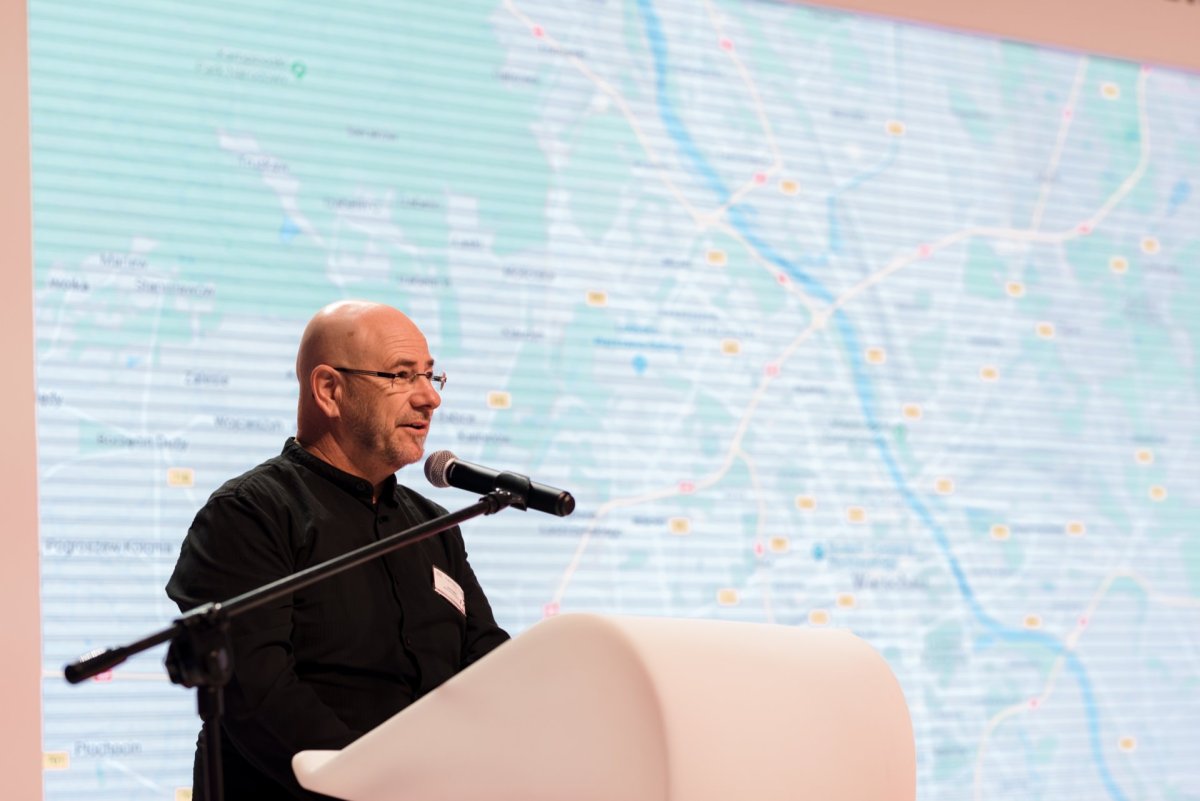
390, 358, 436, 369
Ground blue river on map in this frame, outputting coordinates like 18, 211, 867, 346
635, 2, 1127, 799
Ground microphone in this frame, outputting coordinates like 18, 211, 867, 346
424, 450, 575, 517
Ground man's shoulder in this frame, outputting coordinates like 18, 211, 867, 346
205, 451, 299, 504
394, 483, 449, 519
391, 482, 474, 567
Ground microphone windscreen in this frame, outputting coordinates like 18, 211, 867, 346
423, 449, 457, 488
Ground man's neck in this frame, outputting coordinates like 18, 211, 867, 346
295, 434, 388, 503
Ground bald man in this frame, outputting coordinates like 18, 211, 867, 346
167, 301, 509, 800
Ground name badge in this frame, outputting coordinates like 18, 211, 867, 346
432, 566, 466, 616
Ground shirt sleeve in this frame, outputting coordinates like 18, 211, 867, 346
440, 528, 511, 669
446, 527, 511, 666
399, 486, 511, 669
165, 485, 361, 794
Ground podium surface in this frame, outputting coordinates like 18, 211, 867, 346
294, 613, 915, 801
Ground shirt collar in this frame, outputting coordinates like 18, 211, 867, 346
282, 437, 400, 506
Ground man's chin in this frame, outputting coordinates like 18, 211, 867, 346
389, 439, 428, 471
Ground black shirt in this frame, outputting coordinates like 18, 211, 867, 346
166, 439, 509, 800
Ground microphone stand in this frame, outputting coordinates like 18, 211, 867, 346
63, 484, 531, 801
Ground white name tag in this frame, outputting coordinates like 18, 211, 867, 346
432, 566, 466, 616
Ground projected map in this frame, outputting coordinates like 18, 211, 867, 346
31, 0, 1199, 799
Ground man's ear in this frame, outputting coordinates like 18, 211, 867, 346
309, 365, 343, 420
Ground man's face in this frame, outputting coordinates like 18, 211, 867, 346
337, 315, 442, 476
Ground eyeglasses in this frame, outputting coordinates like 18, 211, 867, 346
334, 367, 447, 392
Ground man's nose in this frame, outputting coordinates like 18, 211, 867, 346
410, 377, 442, 410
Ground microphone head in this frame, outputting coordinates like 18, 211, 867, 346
424, 449, 457, 488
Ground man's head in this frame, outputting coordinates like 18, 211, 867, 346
295, 301, 442, 488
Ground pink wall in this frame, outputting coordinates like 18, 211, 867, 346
807, 0, 1200, 73
0, 1, 44, 798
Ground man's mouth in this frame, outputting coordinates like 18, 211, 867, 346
400, 421, 428, 431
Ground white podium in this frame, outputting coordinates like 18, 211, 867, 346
293, 614, 915, 801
